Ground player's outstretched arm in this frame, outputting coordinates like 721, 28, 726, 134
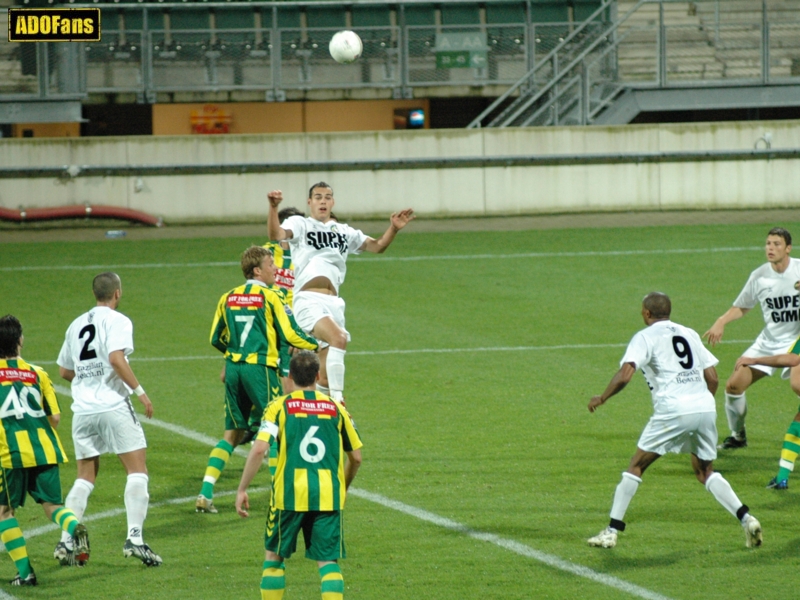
267, 190, 291, 241
109, 350, 153, 419
735, 353, 800, 371
588, 362, 636, 412
361, 209, 415, 254
236, 439, 270, 518
703, 306, 750, 346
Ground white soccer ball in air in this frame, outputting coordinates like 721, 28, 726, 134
329, 30, 363, 64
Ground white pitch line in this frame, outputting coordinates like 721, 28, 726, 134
350, 488, 674, 600
32, 338, 753, 366
0, 245, 762, 272
44, 387, 673, 600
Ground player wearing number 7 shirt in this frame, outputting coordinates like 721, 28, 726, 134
586, 293, 761, 550
57, 272, 162, 566
196, 246, 318, 515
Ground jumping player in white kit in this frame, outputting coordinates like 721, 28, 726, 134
704, 228, 800, 449
587, 292, 762, 549
266, 183, 414, 401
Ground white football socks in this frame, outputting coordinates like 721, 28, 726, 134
705, 472, 743, 518
61, 478, 94, 545
724, 392, 747, 438
125, 473, 150, 545
610, 472, 642, 523
316, 384, 330, 395
327, 347, 346, 401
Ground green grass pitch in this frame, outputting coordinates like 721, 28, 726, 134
2, 220, 800, 600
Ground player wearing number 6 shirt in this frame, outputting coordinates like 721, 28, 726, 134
235, 351, 362, 600
56, 272, 162, 567
704, 227, 800, 450
587, 293, 762, 550
196, 246, 318, 515
267, 183, 415, 402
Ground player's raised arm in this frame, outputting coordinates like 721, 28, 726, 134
361, 208, 415, 254
703, 306, 750, 346
267, 190, 293, 241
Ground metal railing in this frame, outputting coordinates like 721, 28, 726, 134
468, 0, 800, 128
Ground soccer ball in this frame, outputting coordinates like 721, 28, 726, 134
329, 30, 363, 64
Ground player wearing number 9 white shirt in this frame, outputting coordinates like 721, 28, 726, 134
56, 272, 162, 567
586, 293, 761, 550
267, 182, 415, 401
704, 227, 800, 450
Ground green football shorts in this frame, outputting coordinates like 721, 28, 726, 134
224, 362, 281, 431
264, 507, 345, 561
0, 464, 62, 508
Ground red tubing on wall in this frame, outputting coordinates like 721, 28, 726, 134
0, 205, 162, 227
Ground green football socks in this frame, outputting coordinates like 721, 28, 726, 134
776, 420, 800, 483
0, 518, 31, 579
260, 560, 285, 600
51, 506, 79, 536
320, 563, 344, 600
200, 440, 234, 499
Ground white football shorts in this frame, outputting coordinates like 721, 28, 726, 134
293, 291, 351, 349
637, 412, 718, 461
72, 402, 147, 459
742, 336, 795, 378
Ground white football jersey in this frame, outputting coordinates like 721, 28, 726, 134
620, 320, 718, 417
57, 306, 134, 415
283, 216, 368, 294
733, 257, 800, 344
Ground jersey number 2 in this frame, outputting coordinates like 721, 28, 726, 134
671, 336, 694, 369
79, 325, 98, 361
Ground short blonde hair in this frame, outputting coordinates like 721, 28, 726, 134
241, 246, 271, 279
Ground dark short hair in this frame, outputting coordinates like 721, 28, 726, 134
768, 227, 792, 246
0, 315, 22, 359
643, 292, 671, 319
289, 351, 320, 387
241, 245, 271, 279
93, 272, 121, 301
278, 207, 304, 223
308, 182, 333, 199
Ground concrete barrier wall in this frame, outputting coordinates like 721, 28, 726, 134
1, 120, 799, 222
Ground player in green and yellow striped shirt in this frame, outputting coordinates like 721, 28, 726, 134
735, 337, 800, 489
197, 247, 319, 514
0, 315, 90, 585
236, 350, 362, 600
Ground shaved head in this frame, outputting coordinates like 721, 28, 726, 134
643, 292, 671, 319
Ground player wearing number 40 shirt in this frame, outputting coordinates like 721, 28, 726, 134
586, 293, 761, 550
196, 246, 318, 515
57, 272, 162, 566
704, 227, 800, 450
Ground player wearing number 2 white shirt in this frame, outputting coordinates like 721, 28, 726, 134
704, 227, 800, 450
56, 272, 162, 567
267, 182, 415, 402
587, 293, 761, 550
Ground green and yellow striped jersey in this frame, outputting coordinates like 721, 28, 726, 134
263, 242, 296, 306
257, 390, 363, 512
0, 359, 67, 469
210, 280, 317, 367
